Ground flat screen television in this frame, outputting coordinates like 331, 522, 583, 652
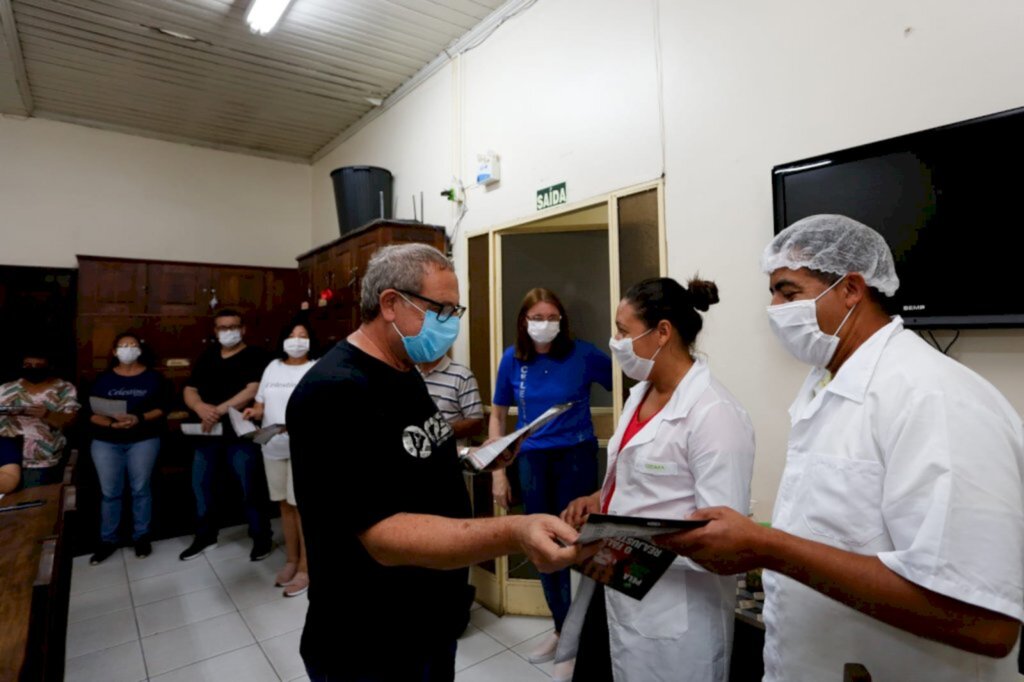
772, 106, 1024, 329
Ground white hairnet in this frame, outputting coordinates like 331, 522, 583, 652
760, 214, 900, 296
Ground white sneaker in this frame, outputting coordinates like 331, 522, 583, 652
552, 658, 575, 682
526, 631, 559, 664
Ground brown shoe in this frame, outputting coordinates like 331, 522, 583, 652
283, 572, 308, 598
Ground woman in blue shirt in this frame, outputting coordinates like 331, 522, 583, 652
88, 332, 169, 564
490, 287, 612, 674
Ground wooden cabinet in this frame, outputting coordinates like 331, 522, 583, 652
76, 256, 300, 389
210, 267, 265, 316
296, 219, 447, 346
77, 260, 146, 315
146, 263, 210, 316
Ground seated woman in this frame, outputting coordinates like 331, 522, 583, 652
88, 332, 169, 564
0, 349, 80, 487
0, 435, 22, 493
562, 277, 755, 682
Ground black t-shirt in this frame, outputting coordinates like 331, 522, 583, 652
187, 346, 268, 435
89, 368, 170, 443
287, 340, 471, 670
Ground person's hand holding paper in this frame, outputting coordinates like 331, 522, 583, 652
461, 402, 574, 473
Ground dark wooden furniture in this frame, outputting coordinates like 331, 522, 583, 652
74, 256, 301, 546
77, 255, 299, 394
296, 219, 447, 346
0, 483, 69, 681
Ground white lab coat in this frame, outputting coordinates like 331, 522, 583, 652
600, 359, 755, 682
763, 317, 1024, 682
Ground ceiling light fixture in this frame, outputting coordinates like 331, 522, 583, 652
245, 0, 294, 35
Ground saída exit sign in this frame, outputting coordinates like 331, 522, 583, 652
536, 182, 567, 211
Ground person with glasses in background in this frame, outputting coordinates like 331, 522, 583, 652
287, 244, 590, 682
490, 287, 613, 682
179, 309, 273, 562
88, 332, 170, 564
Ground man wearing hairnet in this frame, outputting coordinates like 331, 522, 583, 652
660, 214, 1024, 681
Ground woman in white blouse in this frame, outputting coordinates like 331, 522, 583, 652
244, 319, 317, 597
562, 277, 755, 682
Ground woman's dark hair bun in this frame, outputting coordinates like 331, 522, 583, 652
686, 278, 719, 312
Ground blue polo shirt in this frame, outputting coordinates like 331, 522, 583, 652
493, 340, 612, 453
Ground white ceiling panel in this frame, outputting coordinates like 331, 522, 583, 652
1, 0, 509, 160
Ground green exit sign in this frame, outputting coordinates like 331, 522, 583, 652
536, 182, 567, 211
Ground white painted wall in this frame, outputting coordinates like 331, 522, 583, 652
659, 0, 1024, 517
311, 0, 1024, 518
0, 116, 311, 269
311, 67, 454, 247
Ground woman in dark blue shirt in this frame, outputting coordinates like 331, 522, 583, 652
489, 287, 612, 672
88, 332, 169, 564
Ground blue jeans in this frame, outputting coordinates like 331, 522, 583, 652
305, 640, 457, 682
192, 438, 271, 542
518, 440, 599, 633
91, 438, 160, 543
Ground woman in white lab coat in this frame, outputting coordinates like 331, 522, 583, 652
562, 277, 755, 682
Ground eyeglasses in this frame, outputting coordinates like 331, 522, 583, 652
397, 290, 466, 323
526, 315, 562, 323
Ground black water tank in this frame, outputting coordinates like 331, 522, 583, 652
330, 166, 393, 236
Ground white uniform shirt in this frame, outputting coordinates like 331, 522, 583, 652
600, 359, 755, 682
255, 359, 315, 460
763, 317, 1024, 682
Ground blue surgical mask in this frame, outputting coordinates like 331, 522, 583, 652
393, 294, 460, 363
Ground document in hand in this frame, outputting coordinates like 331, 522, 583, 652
572, 514, 709, 600
181, 423, 223, 436
576, 513, 708, 545
460, 402, 574, 472
227, 407, 284, 444
89, 396, 128, 418
245, 424, 286, 445
227, 407, 256, 437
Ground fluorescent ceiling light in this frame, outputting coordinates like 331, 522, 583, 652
246, 0, 294, 35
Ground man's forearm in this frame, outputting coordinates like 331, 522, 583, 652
217, 384, 259, 413
761, 529, 1020, 657
361, 513, 523, 570
183, 387, 203, 411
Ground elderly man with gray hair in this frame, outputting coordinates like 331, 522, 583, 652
660, 214, 1024, 681
287, 242, 589, 682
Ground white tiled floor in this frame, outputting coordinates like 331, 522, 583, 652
66, 522, 559, 681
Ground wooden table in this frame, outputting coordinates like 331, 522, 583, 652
0, 484, 63, 681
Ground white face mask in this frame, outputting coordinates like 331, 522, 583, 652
527, 320, 560, 345
115, 347, 142, 365
766, 275, 857, 368
283, 337, 310, 358
608, 328, 662, 381
218, 329, 242, 348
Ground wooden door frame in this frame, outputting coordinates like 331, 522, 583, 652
464, 179, 666, 615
